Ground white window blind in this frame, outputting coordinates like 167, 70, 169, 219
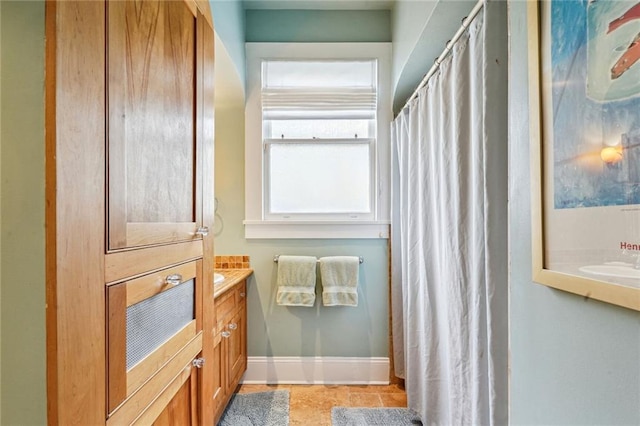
262, 60, 377, 120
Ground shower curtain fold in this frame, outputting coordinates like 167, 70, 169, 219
390, 2, 508, 425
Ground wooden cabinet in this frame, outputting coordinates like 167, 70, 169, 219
213, 281, 248, 423
45, 1, 216, 425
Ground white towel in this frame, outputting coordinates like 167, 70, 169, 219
276, 255, 317, 307
319, 256, 359, 307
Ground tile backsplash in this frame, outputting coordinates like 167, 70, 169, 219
215, 255, 250, 269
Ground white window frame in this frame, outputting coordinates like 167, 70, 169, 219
264, 138, 376, 221
244, 43, 391, 239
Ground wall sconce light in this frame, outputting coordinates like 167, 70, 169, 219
600, 145, 623, 164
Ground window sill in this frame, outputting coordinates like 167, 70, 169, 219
243, 220, 390, 239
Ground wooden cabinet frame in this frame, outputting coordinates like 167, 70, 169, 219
45, 1, 215, 424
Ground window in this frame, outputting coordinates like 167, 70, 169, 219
245, 43, 391, 239
262, 60, 377, 220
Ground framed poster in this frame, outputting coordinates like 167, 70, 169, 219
528, 0, 640, 311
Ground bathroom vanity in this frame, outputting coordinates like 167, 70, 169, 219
212, 269, 252, 422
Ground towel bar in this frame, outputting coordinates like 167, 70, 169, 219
273, 255, 364, 264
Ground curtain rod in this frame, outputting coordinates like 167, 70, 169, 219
401, 0, 486, 112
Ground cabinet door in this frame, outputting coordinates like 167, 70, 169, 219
107, 0, 202, 250
226, 308, 246, 392
211, 332, 227, 422
152, 365, 200, 426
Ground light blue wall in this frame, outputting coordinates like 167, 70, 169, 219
391, 0, 436, 99
245, 9, 391, 42
210, 0, 246, 92
391, 0, 476, 113
508, 1, 640, 424
0, 1, 47, 424
214, 9, 390, 359
214, 103, 389, 358
214, 102, 389, 358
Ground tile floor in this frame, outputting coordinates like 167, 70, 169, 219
236, 382, 407, 425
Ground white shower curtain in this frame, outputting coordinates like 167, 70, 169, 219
391, 2, 508, 425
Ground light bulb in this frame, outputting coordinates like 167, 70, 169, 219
600, 146, 623, 164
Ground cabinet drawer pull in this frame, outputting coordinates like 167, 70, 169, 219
165, 274, 183, 286
195, 226, 209, 236
239, 292, 246, 298
228, 323, 237, 330
221, 331, 231, 338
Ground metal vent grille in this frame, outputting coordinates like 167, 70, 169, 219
126, 279, 194, 370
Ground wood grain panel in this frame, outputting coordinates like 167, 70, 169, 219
198, 11, 217, 426
108, 0, 199, 250
44, 2, 59, 422
126, 321, 197, 396
227, 309, 245, 389
125, 222, 199, 248
138, 364, 193, 426
182, 0, 197, 17
215, 290, 235, 331
105, 240, 202, 284
106, 0, 128, 249
107, 333, 203, 426
126, 262, 196, 307
190, 357, 200, 425
108, 284, 128, 413
195, 259, 204, 332
45, 1, 106, 424
211, 332, 225, 423
195, 0, 213, 29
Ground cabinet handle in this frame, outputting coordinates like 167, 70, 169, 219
221, 331, 231, 338
165, 274, 183, 286
195, 226, 209, 236
228, 323, 237, 330
240, 292, 246, 297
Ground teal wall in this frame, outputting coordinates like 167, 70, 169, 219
508, 1, 640, 424
214, 10, 390, 359
213, 75, 390, 359
245, 9, 391, 42
391, 0, 476, 113
210, 0, 246, 92
391, 0, 436, 99
0, 1, 47, 424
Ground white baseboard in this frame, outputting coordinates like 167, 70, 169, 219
241, 356, 390, 385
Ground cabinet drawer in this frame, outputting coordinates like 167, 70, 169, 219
215, 290, 235, 329
107, 334, 202, 426
105, 240, 203, 284
108, 260, 203, 413
237, 281, 247, 304
214, 281, 246, 330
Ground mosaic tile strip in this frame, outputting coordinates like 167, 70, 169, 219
214, 255, 250, 269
